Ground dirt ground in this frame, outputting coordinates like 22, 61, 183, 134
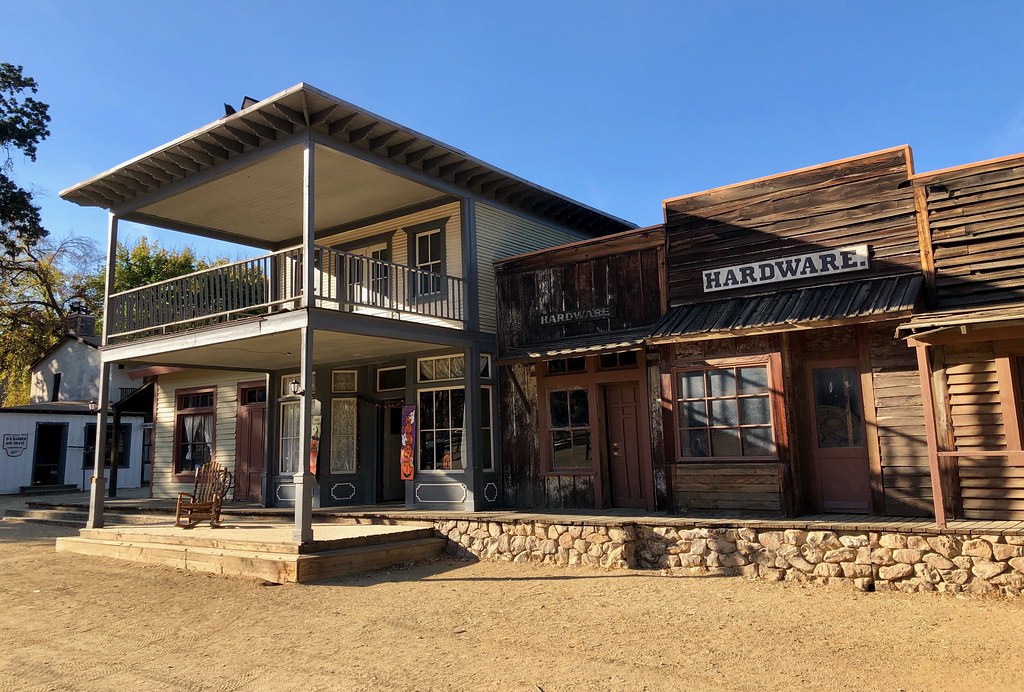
1, 518, 1023, 692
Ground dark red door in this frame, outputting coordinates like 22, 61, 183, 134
235, 384, 267, 502
806, 362, 871, 513
604, 382, 647, 508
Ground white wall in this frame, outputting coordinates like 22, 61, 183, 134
30, 340, 136, 404
0, 412, 144, 495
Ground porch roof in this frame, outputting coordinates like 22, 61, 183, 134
59, 83, 636, 245
896, 302, 1024, 342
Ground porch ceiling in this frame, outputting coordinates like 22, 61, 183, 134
105, 329, 449, 371
132, 144, 443, 247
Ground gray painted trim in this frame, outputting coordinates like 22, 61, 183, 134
308, 196, 456, 247
123, 212, 278, 251
330, 229, 395, 256
402, 217, 450, 304
460, 198, 480, 331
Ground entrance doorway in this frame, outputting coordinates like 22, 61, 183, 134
603, 382, 646, 508
33, 423, 66, 486
380, 404, 404, 502
235, 383, 267, 502
806, 361, 871, 513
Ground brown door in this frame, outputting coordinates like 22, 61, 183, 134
806, 362, 871, 513
604, 382, 646, 508
235, 384, 267, 502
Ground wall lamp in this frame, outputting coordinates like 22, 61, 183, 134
88, 400, 99, 412
290, 380, 304, 396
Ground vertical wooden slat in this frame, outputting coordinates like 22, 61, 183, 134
915, 341, 948, 527
857, 326, 886, 515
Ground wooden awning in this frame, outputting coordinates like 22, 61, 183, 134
897, 304, 1024, 343
649, 274, 923, 343
499, 327, 649, 363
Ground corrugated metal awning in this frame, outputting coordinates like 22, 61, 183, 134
649, 274, 923, 342
499, 327, 649, 362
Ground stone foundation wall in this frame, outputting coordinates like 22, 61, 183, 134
433, 519, 1024, 596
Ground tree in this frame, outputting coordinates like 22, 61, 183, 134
113, 236, 215, 292
1, 63, 51, 257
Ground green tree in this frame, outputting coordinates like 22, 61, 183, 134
113, 236, 215, 292
1, 63, 51, 257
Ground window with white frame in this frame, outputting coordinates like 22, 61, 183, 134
279, 399, 300, 474
417, 353, 492, 383
332, 370, 357, 393
417, 386, 493, 471
377, 366, 406, 392
330, 398, 357, 473
414, 228, 443, 296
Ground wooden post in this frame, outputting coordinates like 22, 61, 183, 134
463, 344, 483, 511
914, 341, 948, 527
108, 407, 122, 498
86, 213, 118, 529
302, 134, 316, 310
293, 133, 316, 543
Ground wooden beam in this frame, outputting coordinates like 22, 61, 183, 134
108, 173, 147, 194
96, 180, 131, 199
857, 326, 885, 515
347, 121, 378, 144
236, 117, 277, 141
256, 109, 294, 134
386, 139, 415, 158
177, 145, 216, 167
223, 125, 261, 148
916, 343, 948, 527
368, 130, 398, 150
194, 139, 231, 160
78, 187, 120, 206
421, 152, 452, 171
913, 183, 937, 296
403, 146, 434, 165
327, 112, 358, 136
164, 151, 203, 173
272, 102, 306, 126
149, 155, 191, 177
136, 162, 176, 183
438, 160, 471, 178
308, 105, 337, 126
453, 165, 485, 184
121, 168, 160, 189
209, 131, 246, 155
466, 170, 502, 190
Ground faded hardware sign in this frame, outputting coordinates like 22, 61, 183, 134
3, 434, 29, 457
702, 245, 870, 293
539, 305, 616, 326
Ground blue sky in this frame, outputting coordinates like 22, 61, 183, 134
5, 1, 1024, 258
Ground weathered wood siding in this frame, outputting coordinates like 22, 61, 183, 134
672, 463, 784, 512
955, 454, 1024, 520
866, 327, 933, 516
919, 155, 1024, 308
942, 344, 1006, 452
664, 147, 920, 305
499, 363, 596, 508
495, 227, 664, 352
476, 203, 592, 333
152, 370, 255, 498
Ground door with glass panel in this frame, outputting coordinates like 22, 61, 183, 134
805, 360, 871, 513
344, 242, 391, 314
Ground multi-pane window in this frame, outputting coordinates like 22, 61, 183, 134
347, 244, 390, 302
174, 390, 214, 474
548, 389, 591, 469
598, 351, 638, 370
418, 386, 493, 471
547, 357, 587, 375
414, 229, 443, 295
676, 366, 774, 459
82, 423, 132, 469
417, 354, 491, 383
331, 370, 357, 394
330, 398, 357, 474
279, 400, 300, 474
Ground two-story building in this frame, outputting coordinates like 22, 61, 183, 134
59, 83, 635, 535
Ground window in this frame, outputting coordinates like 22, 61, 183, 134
675, 365, 774, 459
330, 398, 357, 474
547, 389, 592, 469
414, 228, 443, 296
417, 353, 492, 383
51, 372, 61, 402
547, 357, 587, 375
377, 366, 406, 392
244, 387, 267, 404
82, 423, 131, 469
173, 388, 215, 474
418, 386, 493, 471
281, 373, 315, 397
346, 243, 391, 303
141, 424, 153, 468
598, 351, 638, 370
279, 400, 300, 475
331, 370, 358, 393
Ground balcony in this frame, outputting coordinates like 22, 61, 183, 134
106, 244, 465, 342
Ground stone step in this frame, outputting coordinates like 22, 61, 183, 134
55, 535, 448, 583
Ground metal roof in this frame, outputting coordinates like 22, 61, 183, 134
60, 83, 636, 236
896, 303, 1024, 337
649, 274, 923, 341
499, 327, 649, 362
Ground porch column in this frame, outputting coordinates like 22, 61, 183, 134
108, 407, 122, 498
86, 213, 119, 529
293, 327, 315, 542
462, 344, 483, 511
914, 341, 948, 528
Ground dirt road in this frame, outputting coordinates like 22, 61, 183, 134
0, 519, 1021, 691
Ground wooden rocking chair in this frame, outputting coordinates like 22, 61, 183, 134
175, 461, 230, 528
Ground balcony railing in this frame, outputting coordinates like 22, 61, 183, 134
106, 244, 464, 342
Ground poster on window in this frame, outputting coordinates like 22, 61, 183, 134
310, 398, 322, 476
400, 404, 416, 481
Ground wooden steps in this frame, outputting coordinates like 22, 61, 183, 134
54, 523, 446, 583
3, 508, 167, 528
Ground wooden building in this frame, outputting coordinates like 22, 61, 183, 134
59, 83, 635, 535
899, 153, 1024, 524
649, 147, 931, 517
495, 226, 667, 510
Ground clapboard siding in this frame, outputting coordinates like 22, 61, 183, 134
664, 148, 919, 305
943, 344, 1007, 452
956, 454, 1024, 520
152, 370, 257, 498
867, 326, 933, 516
476, 203, 592, 333
920, 156, 1024, 308
672, 463, 783, 513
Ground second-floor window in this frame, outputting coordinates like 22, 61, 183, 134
415, 228, 443, 296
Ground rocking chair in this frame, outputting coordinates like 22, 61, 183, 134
175, 461, 230, 528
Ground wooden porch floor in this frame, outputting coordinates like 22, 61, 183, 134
37, 498, 1024, 537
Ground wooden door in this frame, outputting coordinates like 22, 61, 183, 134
235, 384, 267, 502
33, 423, 66, 486
604, 382, 646, 508
806, 361, 871, 513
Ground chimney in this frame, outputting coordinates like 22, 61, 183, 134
66, 302, 97, 338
